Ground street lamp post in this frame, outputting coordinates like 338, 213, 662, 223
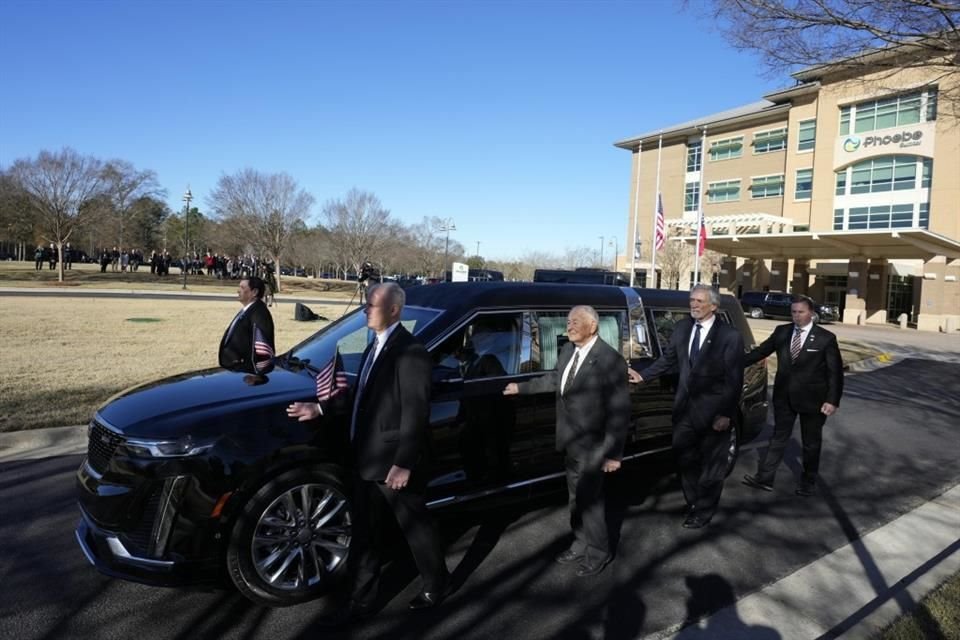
598, 236, 604, 267
182, 187, 192, 290
437, 218, 456, 281
609, 236, 618, 272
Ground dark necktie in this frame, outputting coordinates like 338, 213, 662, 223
350, 336, 379, 440
563, 350, 580, 395
689, 322, 702, 366
790, 326, 803, 361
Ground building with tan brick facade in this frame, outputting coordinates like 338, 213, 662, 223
616, 48, 959, 332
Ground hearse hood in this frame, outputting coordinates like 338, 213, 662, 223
95, 366, 320, 438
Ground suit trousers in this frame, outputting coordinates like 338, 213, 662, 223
349, 476, 447, 605
672, 416, 730, 518
755, 402, 827, 485
564, 446, 610, 563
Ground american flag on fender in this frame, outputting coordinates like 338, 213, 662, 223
654, 193, 666, 251
253, 326, 275, 374
316, 350, 349, 402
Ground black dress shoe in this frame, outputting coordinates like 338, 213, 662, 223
409, 590, 445, 610
575, 556, 612, 577
556, 548, 584, 564
743, 474, 774, 492
682, 513, 712, 529
795, 484, 816, 497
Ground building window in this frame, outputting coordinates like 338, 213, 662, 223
833, 208, 844, 230
708, 136, 743, 161
834, 203, 926, 231
795, 168, 813, 200
686, 140, 702, 172
753, 127, 787, 153
750, 174, 785, 199
837, 156, 930, 196
707, 179, 741, 203
797, 119, 816, 151
842, 87, 937, 136
839, 107, 851, 135
684, 182, 700, 212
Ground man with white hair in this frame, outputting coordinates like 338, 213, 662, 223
504, 305, 630, 577
630, 284, 744, 529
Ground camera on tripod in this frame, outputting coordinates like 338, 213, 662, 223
359, 261, 381, 285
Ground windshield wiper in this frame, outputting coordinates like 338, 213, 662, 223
283, 355, 317, 373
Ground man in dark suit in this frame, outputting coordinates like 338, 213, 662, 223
287, 282, 448, 621
742, 295, 843, 496
629, 285, 744, 529
504, 305, 630, 576
218, 276, 275, 374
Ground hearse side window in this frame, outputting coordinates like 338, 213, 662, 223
628, 301, 653, 359
431, 313, 529, 380
535, 311, 623, 370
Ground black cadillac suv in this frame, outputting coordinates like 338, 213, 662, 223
76, 283, 768, 606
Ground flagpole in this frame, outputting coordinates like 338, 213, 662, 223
629, 141, 643, 287
651, 133, 663, 288
694, 125, 707, 284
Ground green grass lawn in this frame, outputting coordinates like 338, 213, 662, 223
877, 572, 960, 639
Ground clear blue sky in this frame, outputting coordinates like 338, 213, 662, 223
0, 0, 781, 261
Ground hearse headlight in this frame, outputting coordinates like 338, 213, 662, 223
124, 435, 218, 458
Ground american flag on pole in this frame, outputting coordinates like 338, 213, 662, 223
654, 193, 666, 251
698, 209, 708, 257
316, 350, 349, 402
253, 326, 275, 374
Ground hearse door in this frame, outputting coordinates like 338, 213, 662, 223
626, 305, 683, 453
426, 312, 542, 503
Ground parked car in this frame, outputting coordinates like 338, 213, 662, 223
75, 283, 768, 606
740, 290, 838, 323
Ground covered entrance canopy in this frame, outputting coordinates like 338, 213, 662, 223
672, 228, 960, 261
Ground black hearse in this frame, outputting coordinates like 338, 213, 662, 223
75, 283, 768, 606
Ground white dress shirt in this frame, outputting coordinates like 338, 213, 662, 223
560, 334, 598, 392
688, 314, 716, 355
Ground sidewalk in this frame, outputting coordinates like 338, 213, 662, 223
645, 484, 960, 640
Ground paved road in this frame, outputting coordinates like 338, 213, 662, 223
1, 359, 958, 640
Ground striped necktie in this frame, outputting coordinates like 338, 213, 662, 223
790, 326, 803, 361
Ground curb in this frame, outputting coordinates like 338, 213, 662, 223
0, 424, 86, 453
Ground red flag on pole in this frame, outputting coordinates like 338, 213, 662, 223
698, 210, 708, 257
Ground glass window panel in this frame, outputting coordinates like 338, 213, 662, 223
795, 169, 813, 199
919, 203, 929, 228
839, 107, 851, 135
926, 87, 938, 121
798, 120, 816, 151
922, 159, 932, 188
835, 171, 847, 196
686, 141, 702, 172
684, 182, 700, 212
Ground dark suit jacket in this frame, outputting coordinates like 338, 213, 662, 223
744, 323, 843, 414
352, 324, 433, 483
218, 299, 275, 373
518, 337, 630, 459
640, 316, 744, 430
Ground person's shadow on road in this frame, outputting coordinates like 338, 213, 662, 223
675, 573, 780, 639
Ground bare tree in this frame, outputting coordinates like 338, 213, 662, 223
702, 0, 960, 104
658, 232, 692, 291
209, 169, 315, 292
0, 169, 37, 261
101, 160, 165, 250
9, 148, 106, 282
322, 189, 394, 277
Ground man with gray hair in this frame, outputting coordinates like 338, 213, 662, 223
504, 305, 630, 576
629, 284, 744, 529
288, 281, 448, 621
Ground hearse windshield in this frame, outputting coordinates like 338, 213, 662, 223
286, 305, 442, 376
